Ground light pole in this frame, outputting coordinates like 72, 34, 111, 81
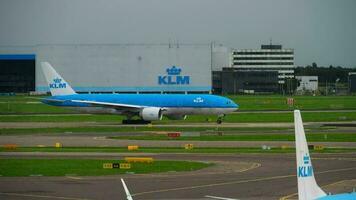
335, 78, 340, 94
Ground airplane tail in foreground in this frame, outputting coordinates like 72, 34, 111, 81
41, 62, 76, 96
294, 110, 326, 200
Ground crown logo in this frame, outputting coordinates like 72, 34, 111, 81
193, 97, 204, 103
166, 66, 181, 75
53, 78, 62, 83
303, 154, 310, 164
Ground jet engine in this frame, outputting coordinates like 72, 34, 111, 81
140, 107, 163, 121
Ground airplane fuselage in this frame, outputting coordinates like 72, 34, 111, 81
43, 93, 238, 116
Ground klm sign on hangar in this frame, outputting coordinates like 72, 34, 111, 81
158, 66, 190, 85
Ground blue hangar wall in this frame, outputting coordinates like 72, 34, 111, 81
0, 54, 36, 93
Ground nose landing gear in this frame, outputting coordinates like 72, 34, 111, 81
217, 114, 225, 124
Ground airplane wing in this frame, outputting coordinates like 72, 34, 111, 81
121, 178, 134, 200
205, 195, 239, 200
71, 100, 143, 111
42, 98, 67, 103
26, 97, 66, 103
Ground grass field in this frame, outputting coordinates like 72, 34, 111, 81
0, 96, 74, 114
1, 146, 355, 154
1, 111, 356, 123
1, 95, 356, 114
0, 159, 211, 176
208, 112, 356, 123
228, 95, 356, 110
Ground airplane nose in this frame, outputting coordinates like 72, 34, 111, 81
234, 103, 239, 111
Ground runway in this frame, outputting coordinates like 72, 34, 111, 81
1, 121, 356, 129
1, 134, 356, 148
1, 153, 356, 200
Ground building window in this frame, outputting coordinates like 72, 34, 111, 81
233, 62, 294, 65
233, 57, 293, 60
233, 51, 293, 55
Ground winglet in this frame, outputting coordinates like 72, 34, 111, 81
41, 62, 76, 96
121, 178, 133, 200
294, 110, 326, 200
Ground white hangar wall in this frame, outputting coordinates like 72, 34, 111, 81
35, 44, 212, 93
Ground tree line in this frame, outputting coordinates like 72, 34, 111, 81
295, 63, 356, 84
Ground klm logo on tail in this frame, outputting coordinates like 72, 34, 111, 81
298, 154, 313, 177
158, 66, 190, 85
49, 78, 67, 89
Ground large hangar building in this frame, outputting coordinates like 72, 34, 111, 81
0, 44, 212, 94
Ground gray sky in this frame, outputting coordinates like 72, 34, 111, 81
0, 0, 355, 67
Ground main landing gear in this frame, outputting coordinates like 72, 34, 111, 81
122, 115, 151, 124
122, 119, 151, 124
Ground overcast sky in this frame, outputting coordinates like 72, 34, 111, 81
0, 0, 355, 67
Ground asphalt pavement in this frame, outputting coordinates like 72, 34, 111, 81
0, 153, 356, 200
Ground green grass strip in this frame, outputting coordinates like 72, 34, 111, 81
0, 159, 211, 177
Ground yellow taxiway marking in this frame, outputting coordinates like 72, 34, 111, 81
66, 176, 83, 180
0, 192, 91, 200
279, 192, 297, 200
132, 166, 356, 197
133, 162, 262, 178
132, 174, 295, 197
239, 162, 261, 173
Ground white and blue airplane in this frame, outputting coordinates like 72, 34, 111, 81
294, 110, 356, 200
40, 62, 238, 122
